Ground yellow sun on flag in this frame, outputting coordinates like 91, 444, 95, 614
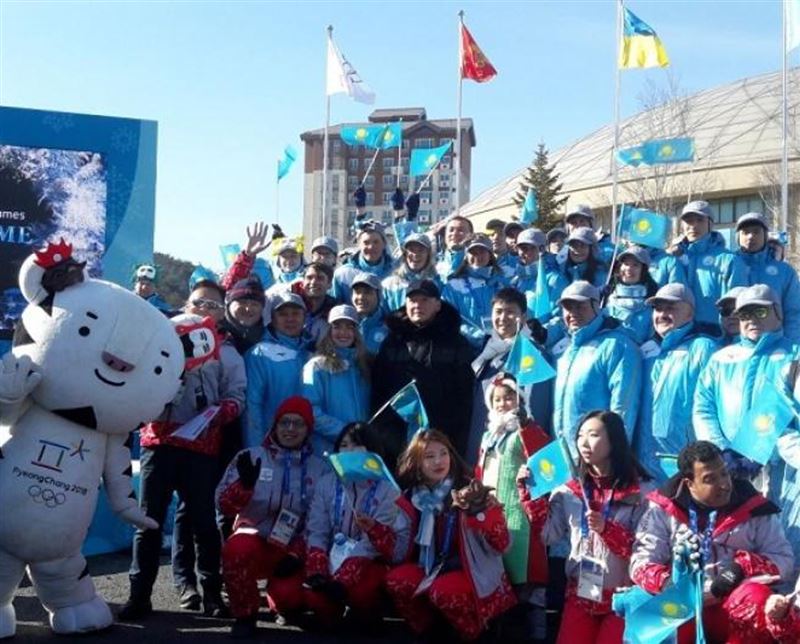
631, 150, 643, 160
660, 601, 688, 618
636, 219, 652, 233
539, 458, 555, 482
384, 131, 394, 142
754, 414, 774, 435
521, 356, 535, 370
356, 128, 368, 140
659, 144, 674, 158
364, 457, 381, 472
426, 154, 437, 167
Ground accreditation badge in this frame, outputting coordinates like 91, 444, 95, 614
267, 508, 301, 547
576, 555, 605, 602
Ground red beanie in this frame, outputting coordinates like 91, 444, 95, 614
272, 396, 314, 433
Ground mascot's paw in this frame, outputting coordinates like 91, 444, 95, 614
0, 603, 16, 639
0, 354, 42, 404
50, 596, 112, 634
117, 507, 158, 531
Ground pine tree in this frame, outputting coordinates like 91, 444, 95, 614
512, 142, 567, 231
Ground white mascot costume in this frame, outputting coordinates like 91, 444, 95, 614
0, 240, 184, 637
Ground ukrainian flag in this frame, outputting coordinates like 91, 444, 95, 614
328, 451, 399, 491
619, 7, 670, 69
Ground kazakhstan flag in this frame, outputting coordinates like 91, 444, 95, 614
219, 244, 241, 269
341, 123, 403, 150
410, 142, 452, 177
277, 145, 297, 181
525, 440, 573, 498
619, 8, 670, 69
503, 332, 556, 386
388, 381, 430, 438
622, 206, 670, 249
624, 568, 697, 644
731, 386, 794, 465
520, 188, 538, 224
328, 451, 400, 491
617, 138, 694, 166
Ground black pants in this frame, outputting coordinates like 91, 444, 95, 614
128, 446, 221, 600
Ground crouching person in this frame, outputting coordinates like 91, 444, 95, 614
385, 430, 516, 641
216, 396, 325, 639
630, 440, 795, 643
303, 423, 400, 628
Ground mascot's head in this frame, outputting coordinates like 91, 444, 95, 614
12, 240, 184, 434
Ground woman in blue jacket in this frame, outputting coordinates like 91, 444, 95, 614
441, 234, 508, 348
301, 304, 371, 455
604, 245, 657, 345
381, 233, 441, 313
562, 228, 608, 288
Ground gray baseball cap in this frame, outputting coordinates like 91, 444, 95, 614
276, 238, 301, 255
272, 291, 306, 311
546, 227, 567, 242
617, 245, 652, 267
328, 304, 359, 325
646, 283, 696, 308
715, 286, 747, 308
311, 236, 339, 254
566, 228, 597, 246
681, 200, 713, 220
565, 204, 595, 223
403, 232, 432, 250
735, 212, 769, 232
351, 272, 382, 291
558, 280, 601, 304
516, 227, 546, 248
733, 284, 782, 317
467, 234, 493, 252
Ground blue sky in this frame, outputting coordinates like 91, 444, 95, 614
0, 0, 785, 269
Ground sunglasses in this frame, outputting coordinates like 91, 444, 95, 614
189, 298, 224, 311
735, 306, 770, 321
717, 304, 736, 317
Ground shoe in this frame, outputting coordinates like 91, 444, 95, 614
178, 585, 202, 611
117, 598, 152, 621
203, 595, 230, 618
229, 616, 257, 639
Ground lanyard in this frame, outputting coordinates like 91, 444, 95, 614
689, 506, 717, 566
580, 480, 615, 540
333, 479, 378, 534
436, 510, 458, 564
281, 450, 308, 509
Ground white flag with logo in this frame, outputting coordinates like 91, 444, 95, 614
326, 36, 375, 105
789, 0, 800, 52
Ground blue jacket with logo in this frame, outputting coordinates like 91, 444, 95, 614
332, 251, 395, 304
359, 309, 388, 356
648, 248, 687, 288
553, 313, 642, 457
381, 267, 442, 314
606, 283, 654, 345
635, 323, 718, 482
511, 262, 569, 324
737, 246, 800, 342
442, 267, 508, 348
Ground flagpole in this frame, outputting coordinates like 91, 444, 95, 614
610, 0, 623, 243
276, 161, 281, 227
782, 0, 790, 234
322, 25, 333, 239
368, 378, 417, 424
416, 163, 440, 194
396, 117, 403, 189
455, 10, 465, 215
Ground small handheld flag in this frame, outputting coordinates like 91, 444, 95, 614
388, 381, 430, 438
219, 244, 241, 269
619, 8, 670, 69
277, 145, 298, 181
617, 138, 694, 167
519, 188, 538, 225
622, 206, 670, 249
410, 142, 452, 177
503, 333, 556, 386
531, 255, 552, 321
623, 566, 698, 644
326, 34, 375, 105
460, 23, 497, 83
731, 386, 794, 465
525, 439, 573, 498
328, 451, 400, 491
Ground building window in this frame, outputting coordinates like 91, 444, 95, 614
419, 210, 432, 224
365, 176, 375, 188
333, 140, 341, 153
366, 192, 374, 205
382, 157, 394, 169
348, 158, 359, 171
383, 209, 393, 223
382, 175, 394, 188
438, 209, 450, 218
348, 176, 358, 189
402, 140, 410, 150
400, 175, 408, 186
332, 175, 340, 188
414, 138, 435, 149
382, 192, 392, 205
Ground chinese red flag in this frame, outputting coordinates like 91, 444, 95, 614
460, 24, 497, 83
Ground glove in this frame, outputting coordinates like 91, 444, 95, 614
526, 318, 548, 345
405, 193, 420, 220
235, 452, 261, 490
722, 449, 762, 479
353, 186, 367, 208
270, 224, 285, 241
273, 555, 303, 578
673, 525, 701, 573
391, 188, 405, 211
710, 561, 744, 598
451, 479, 496, 516
303, 574, 329, 591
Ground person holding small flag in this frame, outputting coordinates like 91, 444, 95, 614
385, 429, 516, 641
604, 245, 657, 345
381, 233, 441, 314
517, 410, 652, 644
303, 423, 400, 630
511, 227, 568, 327
333, 221, 395, 304
630, 441, 794, 643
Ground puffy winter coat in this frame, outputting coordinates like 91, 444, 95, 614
635, 323, 718, 482
243, 329, 308, 447
333, 251, 395, 304
605, 283, 654, 345
381, 267, 442, 314
435, 248, 465, 281
553, 314, 642, 457
359, 309, 388, 356
495, 251, 519, 280
511, 262, 569, 324
441, 267, 508, 349
648, 248, 687, 288
301, 347, 371, 456
562, 259, 609, 289
737, 246, 800, 342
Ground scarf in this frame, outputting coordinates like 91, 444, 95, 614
411, 477, 453, 574
485, 409, 520, 443
471, 331, 513, 373
466, 265, 493, 281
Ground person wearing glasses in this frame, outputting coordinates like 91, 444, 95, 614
694, 284, 797, 499
715, 286, 747, 347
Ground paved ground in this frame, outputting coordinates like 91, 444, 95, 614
11, 552, 409, 643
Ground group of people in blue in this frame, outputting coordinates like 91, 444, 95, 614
118, 195, 800, 643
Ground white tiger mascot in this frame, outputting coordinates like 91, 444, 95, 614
0, 240, 183, 637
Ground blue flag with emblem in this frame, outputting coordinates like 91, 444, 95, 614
519, 187, 538, 224
617, 137, 694, 167
731, 386, 794, 465
328, 451, 400, 491
410, 142, 452, 177
277, 145, 297, 181
525, 439, 573, 498
504, 332, 556, 386
531, 255, 552, 321
388, 381, 430, 438
621, 205, 670, 249
219, 244, 241, 269
341, 123, 403, 150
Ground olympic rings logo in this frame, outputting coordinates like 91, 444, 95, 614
27, 485, 66, 508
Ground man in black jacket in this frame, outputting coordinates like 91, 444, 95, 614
370, 279, 475, 467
